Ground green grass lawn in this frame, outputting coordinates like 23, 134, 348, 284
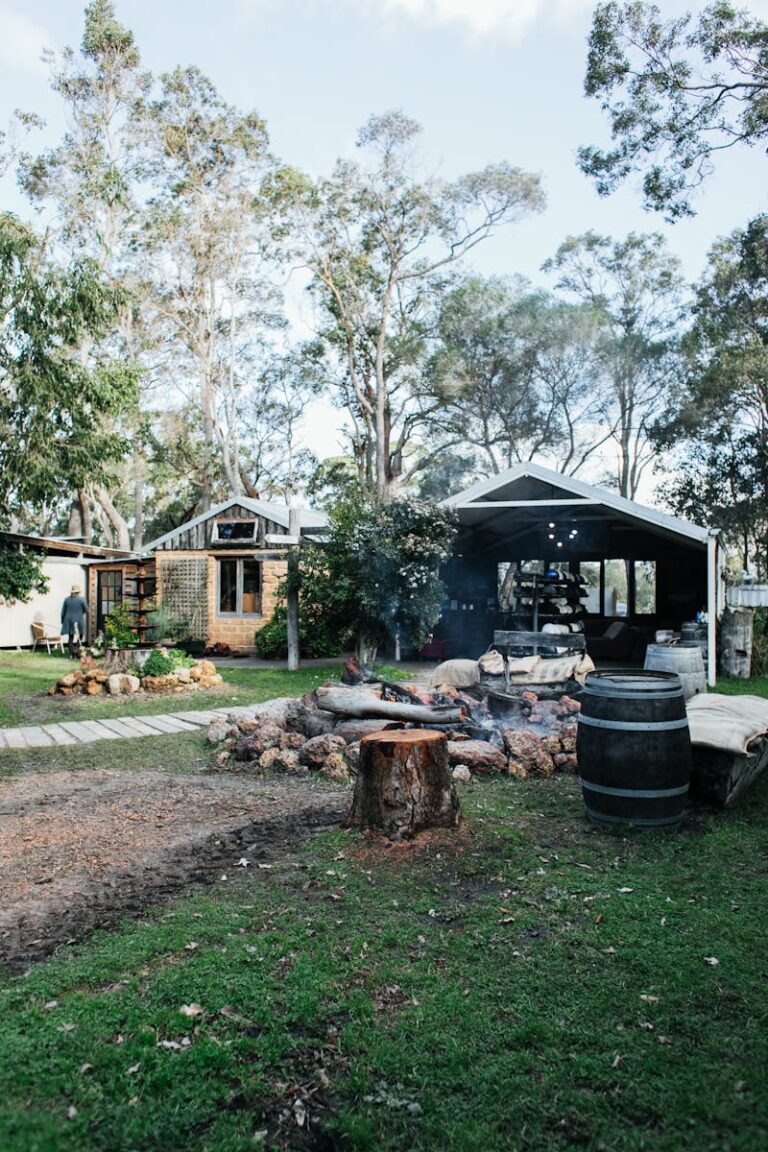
0, 651, 351, 727
0, 773, 766, 1151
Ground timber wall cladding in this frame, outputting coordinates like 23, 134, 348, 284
156, 555, 209, 639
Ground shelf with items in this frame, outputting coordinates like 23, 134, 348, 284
510, 570, 588, 631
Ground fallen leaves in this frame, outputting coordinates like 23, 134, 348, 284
179, 1003, 204, 1018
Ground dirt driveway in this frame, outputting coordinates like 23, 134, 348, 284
0, 766, 346, 971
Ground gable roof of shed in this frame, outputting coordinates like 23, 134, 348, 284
144, 497, 328, 552
442, 461, 712, 546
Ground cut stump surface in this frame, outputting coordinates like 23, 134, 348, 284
345, 728, 461, 840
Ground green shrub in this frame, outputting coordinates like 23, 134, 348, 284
145, 606, 189, 643
167, 648, 194, 669
104, 604, 138, 647
254, 606, 343, 660
140, 650, 175, 677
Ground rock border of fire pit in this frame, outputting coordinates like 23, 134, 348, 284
206, 682, 582, 782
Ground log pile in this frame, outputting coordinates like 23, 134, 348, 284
206, 680, 582, 781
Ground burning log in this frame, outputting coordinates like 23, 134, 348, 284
345, 729, 461, 839
314, 686, 464, 725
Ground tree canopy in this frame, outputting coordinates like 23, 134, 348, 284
580, 1, 768, 220
0, 213, 139, 516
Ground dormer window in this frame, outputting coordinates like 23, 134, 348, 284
212, 519, 258, 544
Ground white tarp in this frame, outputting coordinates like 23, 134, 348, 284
686, 693, 768, 756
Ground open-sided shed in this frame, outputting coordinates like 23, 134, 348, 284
437, 463, 720, 684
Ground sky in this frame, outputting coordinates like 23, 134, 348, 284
2, 0, 768, 467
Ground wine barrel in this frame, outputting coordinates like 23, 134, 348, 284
577, 670, 691, 829
644, 642, 706, 701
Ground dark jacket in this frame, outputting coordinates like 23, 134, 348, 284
61, 595, 89, 640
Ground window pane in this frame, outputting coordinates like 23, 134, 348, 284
216, 520, 256, 541
219, 560, 237, 613
241, 560, 262, 614
604, 559, 629, 616
99, 570, 122, 617
634, 560, 657, 614
579, 561, 601, 614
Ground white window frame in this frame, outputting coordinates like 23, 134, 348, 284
216, 558, 263, 617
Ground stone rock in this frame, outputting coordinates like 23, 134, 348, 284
258, 747, 304, 774
557, 695, 581, 715
452, 765, 472, 783
282, 699, 309, 734
190, 659, 218, 681
541, 735, 564, 758
58, 673, 77, 689
446, 739, 506, 774
142, 674, 177, 692
251, 696, 294, 727
560, 724, 577, 753
304, 709, 337, 738
176, 666, 191, 683
58, 686, 75, 697
344, 741, 361, 772
554, 752, 578, 773
244, 722, 284, 757
122, 675, 140, 694
85, 679, 105, 696
236, 718, 262, 734
300, 733, 347, 768
84, 669, 109, 683
279, 731, 306, 751
214, 749, 231, 768
503, 729, 556, 778
207, 720, 230, 745
319, 752, 352, 783
107, 674, 124, 696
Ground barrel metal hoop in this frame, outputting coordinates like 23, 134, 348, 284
583, 688, 682, 702
584, 806, 684, 828
578, 715, 689, 732
580, 778, 689, 799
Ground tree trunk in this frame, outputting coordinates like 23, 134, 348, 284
133, 448, 144, 554
314, 686, 463, 725
344, 729, 461, 839
720, 607, 753, 679
79, 489, 93, 544
96, 488, 131, 551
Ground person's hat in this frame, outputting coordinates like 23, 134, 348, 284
71, 585, 81, 595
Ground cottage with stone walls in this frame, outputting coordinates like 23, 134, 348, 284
85, 498, 327, 653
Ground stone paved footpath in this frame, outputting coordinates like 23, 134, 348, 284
0, 707, 244, 750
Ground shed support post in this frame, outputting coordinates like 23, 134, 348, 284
707, 532, 718, 687
287, 506, 301, 672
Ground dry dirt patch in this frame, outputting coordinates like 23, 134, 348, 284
0, 767, 346, 970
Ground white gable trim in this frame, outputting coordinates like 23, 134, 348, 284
443, 462, 710, 545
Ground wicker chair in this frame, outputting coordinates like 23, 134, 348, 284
31, 620, 65, 654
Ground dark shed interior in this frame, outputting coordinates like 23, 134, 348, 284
427, 468, 709, 662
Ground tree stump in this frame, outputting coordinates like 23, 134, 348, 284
720, 607, 753, 678
344, 729, 461, 840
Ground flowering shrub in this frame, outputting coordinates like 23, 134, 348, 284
294, 495, 457, 661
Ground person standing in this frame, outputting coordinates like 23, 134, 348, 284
61, 584, 89, 659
